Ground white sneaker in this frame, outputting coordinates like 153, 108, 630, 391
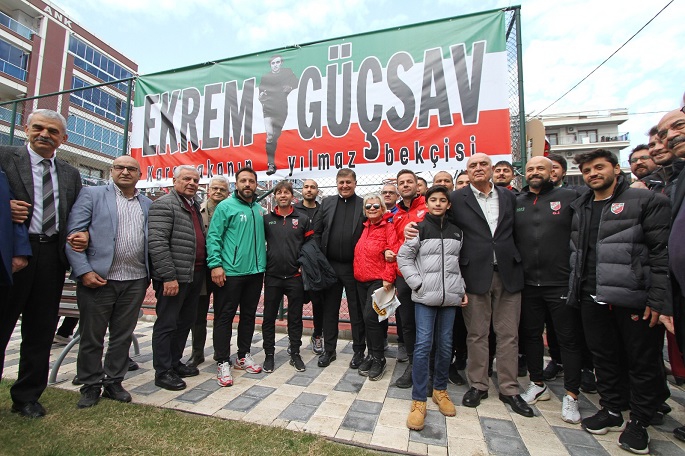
521, 382, 550, 404
562, 394, 581, 424
217, 361, 233, 387
234, 353, 262, 374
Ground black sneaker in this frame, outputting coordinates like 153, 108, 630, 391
358, 355, 373, 377
263, 354, 275, 373
368, 357, 387, 381
618, 420, 650, 454
448, 362, 465, 385
350, 352, 365, 369
543, 360, 563, 381
395, 362, 412, 388
317, 351, 336, 367
77, 385, 101, 409
173, 362, 199, 378
580, 368, 597, 394
266, 163, 277, 175
289, 354, 306, 372
581, 408, 625, 435
102, 383, 132, 403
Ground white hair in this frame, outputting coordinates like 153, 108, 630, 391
209, 175, 229, 186
173, 165, 200, 178
27, 109, 67, 133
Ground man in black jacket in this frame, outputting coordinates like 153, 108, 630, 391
262, 181, 312, 373
515, 156, 584, 424
316, 168, 365, 368
568, 149, 671, 454
449, 153, 531, 417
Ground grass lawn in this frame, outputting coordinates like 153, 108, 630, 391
0, 381, 381, 456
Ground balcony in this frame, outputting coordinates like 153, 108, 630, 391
550, 132, 629, 147
0, 57, 27, 81
0, 104, 21, 125
0, 11, 35, 40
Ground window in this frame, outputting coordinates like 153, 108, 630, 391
578, 130, 598, 143
67, 115, 125, 157
548, 133, 558, 146
70, 77, 128, 125
68, 36, 132, 92
0, 38, 28, 80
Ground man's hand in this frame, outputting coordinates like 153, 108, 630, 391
10, 200, 30, 223
163, 280, 179, 296
384, 250, 396, 262
211, 267, 226, 287
630, 181, 648, 189
643, 306, 660, 328
404, 221, 419, 240
11, 256, 28, 273
660, 315, 675, 334
460, 294, 469, 307
81, 271, 107, 288
67, 231, 89, 252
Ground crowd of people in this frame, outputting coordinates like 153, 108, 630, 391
1, 106, 685, 455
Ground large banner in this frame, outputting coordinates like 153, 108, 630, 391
130, 9, 511, 183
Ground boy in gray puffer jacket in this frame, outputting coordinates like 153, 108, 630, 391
397, 185, 467, 431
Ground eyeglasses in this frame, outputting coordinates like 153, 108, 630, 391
209, 186, 228, 192
365, 203, 381, 210
381, 191, 397, 195
629, 155, 652, 164
658, 119, 685, 140
112, 165, 139, 172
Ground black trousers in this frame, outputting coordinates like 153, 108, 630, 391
191, 274, 215, 354
262, 276, 304, 355
0, 239, 65, 405
581, 294, 666, 423
306, 290, 324, 338
396, 276, 415, 359
357, 280, 386, 359
545, 307, 594, 370
212, 273, 264, 363
322, 260, 364, 354
521, 285, 582, 394
452, 307, 467, 361
77, 278, 148, 388
56, 316, 79, 338
152, 269, 204, 375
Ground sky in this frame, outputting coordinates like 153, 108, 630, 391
53, 0, 685, 162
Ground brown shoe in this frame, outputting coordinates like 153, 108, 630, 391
407, 400, 427, 430
432, 389, 456, 417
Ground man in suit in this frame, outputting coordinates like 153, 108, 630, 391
316, 168, 366, 368
65, 155, 151, 408
450, 153, 531, 417
0, 109, 82, 418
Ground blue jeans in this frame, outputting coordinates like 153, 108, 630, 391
412, 303, 456, 401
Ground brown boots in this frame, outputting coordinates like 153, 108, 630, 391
432, 389, 456, 416
407, 400, 427, 430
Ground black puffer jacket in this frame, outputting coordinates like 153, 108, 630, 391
148, 189, 205, 283
568, 175, 672, 314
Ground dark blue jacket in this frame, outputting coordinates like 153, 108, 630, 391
0, 165, 30, 286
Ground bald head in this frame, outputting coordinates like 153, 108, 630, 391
525, 156, 553, 193
466, 153, 493, 190
433, 171, 454, 191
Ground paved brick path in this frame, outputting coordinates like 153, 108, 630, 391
4, 321, 685, 455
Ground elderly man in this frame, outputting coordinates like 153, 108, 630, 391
149, 165, 206, 391
381, 183, 399, 213
66, 156, 152, 408
186, 176, 230, 368
207, 167, 266, 387
450, 153, 529, 416
0, 109, 82, 418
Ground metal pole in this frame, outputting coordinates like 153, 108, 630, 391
8, 100, 17, 144
515, 6, 527, 175
122, 78, 134, 155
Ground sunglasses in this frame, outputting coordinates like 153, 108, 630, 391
365, 203, 381, 210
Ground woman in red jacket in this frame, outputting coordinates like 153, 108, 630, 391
353, 193, 399, 381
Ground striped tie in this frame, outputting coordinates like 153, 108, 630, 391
41, 159, 56, 236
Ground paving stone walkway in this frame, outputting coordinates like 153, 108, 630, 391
4, 321, 685, 455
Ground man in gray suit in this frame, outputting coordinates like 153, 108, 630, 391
0, 109, 82, 418
65, 155, 151, 409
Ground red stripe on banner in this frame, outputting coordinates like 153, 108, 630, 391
131, 109, 510, 179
